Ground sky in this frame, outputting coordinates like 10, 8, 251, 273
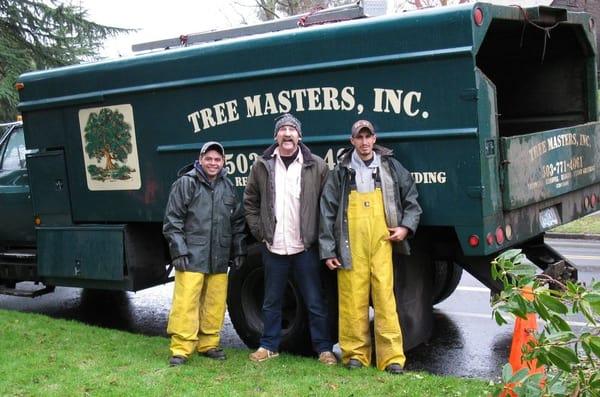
79, 0, 260, 58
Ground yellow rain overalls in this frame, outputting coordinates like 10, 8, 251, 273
338, 187, 406, 370
167, 271, 228, 358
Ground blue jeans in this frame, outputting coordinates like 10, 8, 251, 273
260, 245, 332, 353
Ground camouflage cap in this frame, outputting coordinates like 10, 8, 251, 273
351, 120, 375, 137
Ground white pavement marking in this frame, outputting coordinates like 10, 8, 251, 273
456, 286, 489, 293
547, 240, 600, 247
565, 255, 600, 261
443, 310, 589, 327
443, 311, 493, 320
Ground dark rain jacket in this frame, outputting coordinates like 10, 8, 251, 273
243, 142, 328, 250
319, 145, 422, 269
163, 164, 246, 274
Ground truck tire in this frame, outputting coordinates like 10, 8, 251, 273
431, 259, 463, 305
393, 249, 435, 351
227, 244, 337, 355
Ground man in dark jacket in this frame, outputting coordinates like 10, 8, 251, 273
320, 120, 421, 374
163, 141, 246, 366
244, 113, 336, 365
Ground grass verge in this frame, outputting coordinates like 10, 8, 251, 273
551, 212, 600, 234
0, 309, 492, 396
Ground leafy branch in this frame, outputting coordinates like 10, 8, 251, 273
491, 249, 600, 397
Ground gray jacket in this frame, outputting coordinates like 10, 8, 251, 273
319, 145, 421, 269
244, 142, 328, 250
163, 164, 246, 274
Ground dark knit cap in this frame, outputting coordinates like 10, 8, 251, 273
274, 113, 302, 137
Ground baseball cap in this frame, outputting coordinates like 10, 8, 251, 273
351, 120, 375, 137
200, 141, 225, 156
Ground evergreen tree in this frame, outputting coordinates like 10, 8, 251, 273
0, 0, 130, 121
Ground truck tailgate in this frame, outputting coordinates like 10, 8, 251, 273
501, 122, 600, 210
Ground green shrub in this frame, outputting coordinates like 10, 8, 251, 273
491, 249, 600, 397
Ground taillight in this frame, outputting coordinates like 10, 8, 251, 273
495, 227, 505, 245
592, 194, 597, 208
584, 196, 590, 209
473, 7, 484, 26
486, 233, 494, 245
468, 235, 480, 247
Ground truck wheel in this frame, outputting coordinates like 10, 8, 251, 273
227, 245, 314, 355
431, 259, 463, 305
392, 250, 435, 351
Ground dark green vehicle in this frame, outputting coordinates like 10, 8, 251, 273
2, 3, 599, 352
0, 121, 34, 245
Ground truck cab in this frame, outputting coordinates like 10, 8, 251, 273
0, 121, 37, 292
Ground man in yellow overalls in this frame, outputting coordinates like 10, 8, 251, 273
319, 120, 421, 374
163, 141, 246, 366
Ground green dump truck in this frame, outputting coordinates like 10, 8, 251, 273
2, 3, 599, 352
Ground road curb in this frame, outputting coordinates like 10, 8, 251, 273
545, 232, 600, 240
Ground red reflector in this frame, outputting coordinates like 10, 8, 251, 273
495, 227, 505, 245
486, 233, 494, 245
468, 235, 480, 247
473, 7, 484, 26
15, 82, 24, 91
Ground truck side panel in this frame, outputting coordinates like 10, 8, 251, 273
15, 4, 600, 267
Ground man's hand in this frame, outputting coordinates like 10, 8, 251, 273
325, 257, 342, 270
386, 226, 409, 242
232, 255, 246, 270
172, 255, 189, 272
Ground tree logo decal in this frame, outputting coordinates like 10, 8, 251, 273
84, 108, 134, 181
79, 105, 141, 191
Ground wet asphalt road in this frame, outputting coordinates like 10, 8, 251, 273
0, 238, 598, 380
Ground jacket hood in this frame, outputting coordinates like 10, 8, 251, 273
177, 162, 194, 177
337, 144, 394, 167
261, 142, 315, 163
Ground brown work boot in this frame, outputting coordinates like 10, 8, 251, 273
318, 351, 337, 365
249, 347, 279, 362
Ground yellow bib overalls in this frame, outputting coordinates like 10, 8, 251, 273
338, 188, 406, 370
